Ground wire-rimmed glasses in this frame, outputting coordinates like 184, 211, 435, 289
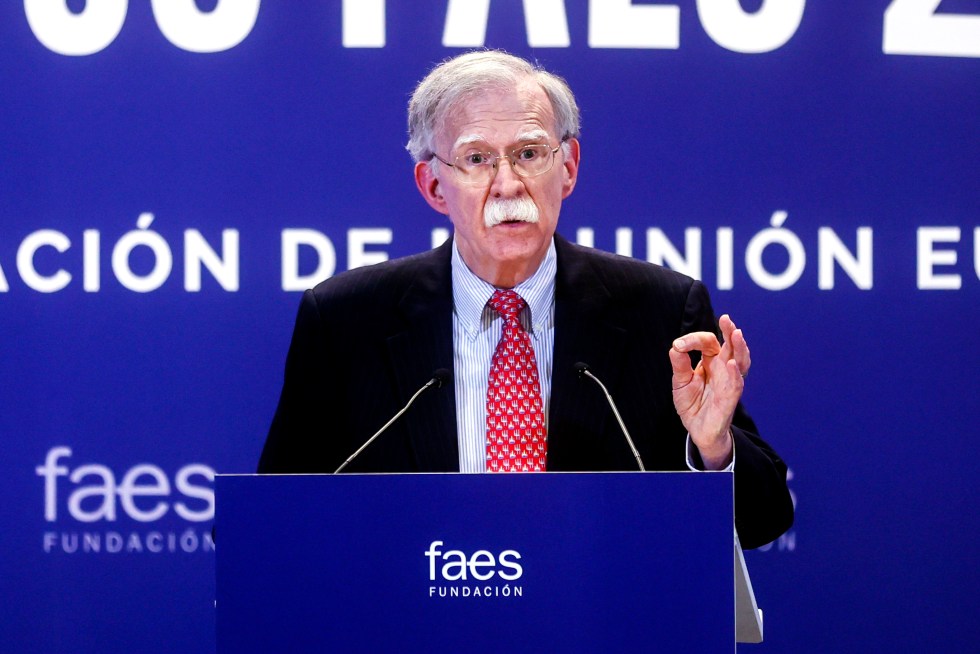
431, 141, 564, 186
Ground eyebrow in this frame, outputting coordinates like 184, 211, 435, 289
515, 129, 549, 143
452, 129, 552, 152
452, 134, 485, 150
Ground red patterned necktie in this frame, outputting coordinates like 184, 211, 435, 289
486, 289, 547, 472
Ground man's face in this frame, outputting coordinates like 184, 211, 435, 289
414, 80, 580, 288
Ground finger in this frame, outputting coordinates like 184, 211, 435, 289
731, 327, 751, 376
672, 332, 722, 357
718, 314, 736, 360
726, 358, 746, 396
719, 314, 736, 343
708, 358, 745, 401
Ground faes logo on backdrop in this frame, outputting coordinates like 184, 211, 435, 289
426, 540, 525, 599
36, 446, 215, 555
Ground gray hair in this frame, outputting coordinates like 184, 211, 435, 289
406, 50, 581, 163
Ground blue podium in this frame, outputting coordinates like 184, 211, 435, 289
215, 472, 758, 652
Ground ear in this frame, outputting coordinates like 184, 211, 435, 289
559, 137, 581, 199
414, 161, 450, 215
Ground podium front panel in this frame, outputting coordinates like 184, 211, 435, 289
216, 472, 734, 652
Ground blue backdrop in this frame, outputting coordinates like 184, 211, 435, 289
1, 1, 977, 652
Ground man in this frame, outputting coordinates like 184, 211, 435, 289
259, 51, 793, 549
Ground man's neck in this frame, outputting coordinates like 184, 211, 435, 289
462, 252, 548, 289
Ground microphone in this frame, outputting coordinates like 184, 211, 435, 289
334, 369, 452, 474
574, 362, 646, 472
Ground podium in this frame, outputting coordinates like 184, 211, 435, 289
215, 472, 763, 652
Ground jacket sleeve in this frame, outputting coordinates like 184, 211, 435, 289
681, 281, 795, 549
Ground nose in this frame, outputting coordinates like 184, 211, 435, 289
489, 156, 525, 198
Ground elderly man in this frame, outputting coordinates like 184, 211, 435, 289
259, 51, 793, 549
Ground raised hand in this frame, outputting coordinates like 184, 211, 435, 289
668, 314, 751, 470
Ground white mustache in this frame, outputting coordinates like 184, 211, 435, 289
484, 198, 539, 228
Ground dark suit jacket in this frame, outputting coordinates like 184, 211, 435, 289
259, 234, 793, 548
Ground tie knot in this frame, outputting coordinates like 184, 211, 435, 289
489, 289, 526, 321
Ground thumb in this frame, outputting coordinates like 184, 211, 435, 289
669, 345, 694, 380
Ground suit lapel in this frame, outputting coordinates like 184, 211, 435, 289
549, 235, 629, 470
385, 242, 460, 472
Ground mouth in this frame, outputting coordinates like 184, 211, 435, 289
494, 218, 531, 228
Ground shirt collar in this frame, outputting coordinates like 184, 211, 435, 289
451, 237, 557, 340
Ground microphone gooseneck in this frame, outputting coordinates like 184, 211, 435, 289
334, 369, 452, 474
574, 362, 646, 472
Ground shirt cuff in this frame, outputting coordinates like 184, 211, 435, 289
685, 433, 735, 472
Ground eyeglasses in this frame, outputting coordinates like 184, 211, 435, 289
431, 142, 564, 187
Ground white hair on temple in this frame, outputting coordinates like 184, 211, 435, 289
406, 50, 581, 163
